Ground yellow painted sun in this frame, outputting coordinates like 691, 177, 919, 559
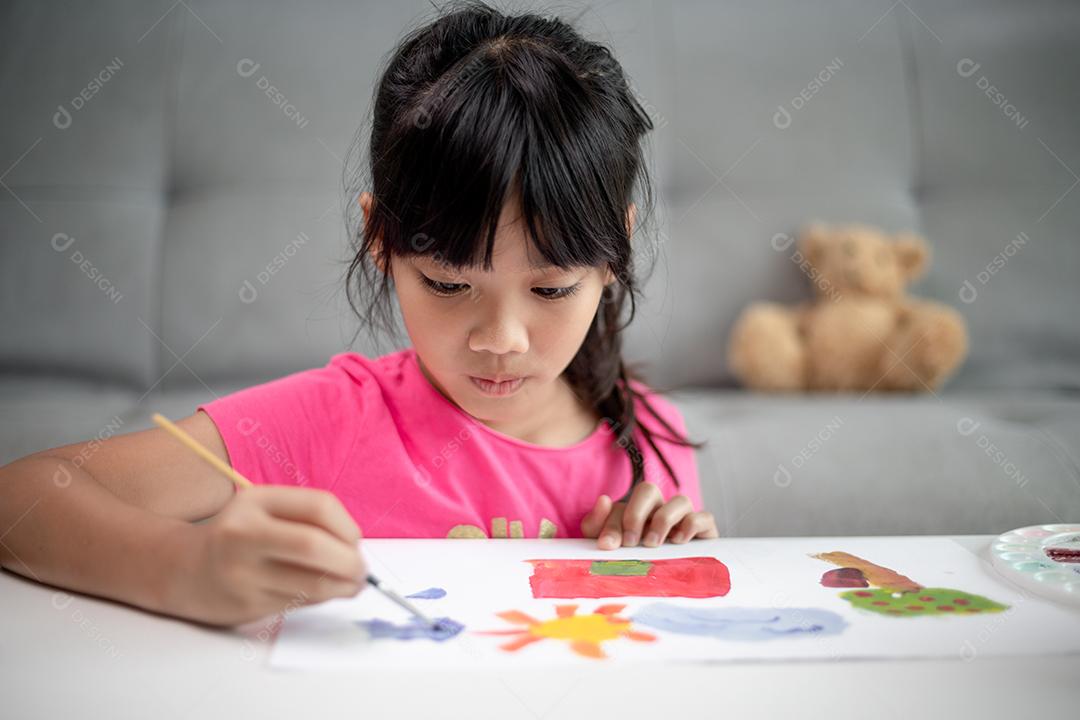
476, 603, 656, 659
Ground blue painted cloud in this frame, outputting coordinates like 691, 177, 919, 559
631, 603, 848, 642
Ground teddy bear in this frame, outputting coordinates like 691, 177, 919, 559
727, 223, 968, 392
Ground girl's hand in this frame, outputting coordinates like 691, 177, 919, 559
163, 485, 366, 626
580, 482, 718, 550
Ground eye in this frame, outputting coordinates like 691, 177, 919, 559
532, 282, 582, 300
418, 273, 469, 297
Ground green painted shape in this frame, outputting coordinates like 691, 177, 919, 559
589, 559, 653, 576
839, 587, 1010, 617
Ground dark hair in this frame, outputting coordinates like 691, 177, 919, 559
343, 0, 705, 499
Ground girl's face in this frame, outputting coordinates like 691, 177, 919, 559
360, 192, 626, 427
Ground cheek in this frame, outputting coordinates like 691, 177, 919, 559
547, 290, 603, 346
396, 284, 458, 348
576, 286, 607, 324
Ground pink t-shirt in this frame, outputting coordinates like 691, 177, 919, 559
197, 348, 702, 539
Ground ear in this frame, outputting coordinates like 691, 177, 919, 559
602, 264, 617, 286
358, 192, 389, 275
369, 238, 388, 275
893, 232, 929, 281
798, 222, 830, 266
357, 191, 372, 221
604, 204, 634, 287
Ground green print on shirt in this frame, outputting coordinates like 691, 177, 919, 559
447, 516, 558, 539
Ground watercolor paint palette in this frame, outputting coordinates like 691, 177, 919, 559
990, 523, 1080, 607
267, 537, 1080, 670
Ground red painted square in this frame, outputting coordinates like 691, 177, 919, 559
526, 557, 731, 599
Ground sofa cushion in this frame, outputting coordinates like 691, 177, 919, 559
672, 389, 1080, 536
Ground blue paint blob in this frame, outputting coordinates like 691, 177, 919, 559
405, 587, 448, 600
356, 616, 464, 642
631, 603, 848, 642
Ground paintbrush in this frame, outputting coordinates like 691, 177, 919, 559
151, 412, 441, 630
365, 574, 439, 628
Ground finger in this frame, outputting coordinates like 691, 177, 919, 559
259, 559, 364, 603
669, 511, 719, 544
580, 494, 613, 538
642, 495, 694, 547
695, 511, 720, 539
598, 502, 626, 550
253, 486, 361, 544
259, 520, 365, 582
618, 482, 664, 547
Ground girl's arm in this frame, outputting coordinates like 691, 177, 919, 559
0, 411, 366, 625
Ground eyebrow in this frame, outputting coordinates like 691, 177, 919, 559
413, 256, 569, 274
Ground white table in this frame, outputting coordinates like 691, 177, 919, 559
3, 535, 1078, 719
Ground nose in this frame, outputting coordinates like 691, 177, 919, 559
468, 302, 529, 356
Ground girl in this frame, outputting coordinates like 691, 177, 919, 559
0, 1, 717, 627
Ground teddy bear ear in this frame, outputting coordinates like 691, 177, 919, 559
893, 232, 930, 281
799, 222, 830, 264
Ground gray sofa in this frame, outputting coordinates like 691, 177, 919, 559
2, 0, 1078, 536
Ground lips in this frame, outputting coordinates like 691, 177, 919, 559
473, 375, 522, 384
469, 375, 526, 397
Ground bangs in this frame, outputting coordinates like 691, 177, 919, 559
371, 38, 630, 273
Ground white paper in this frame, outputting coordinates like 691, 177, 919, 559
267, 537, 1080, 670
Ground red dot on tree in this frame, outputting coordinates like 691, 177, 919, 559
937, 606, 955, 612
872, 601, 889, 606
854, 591, 873, 597
919, 596, 935, 601
953, 598, 970, 605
